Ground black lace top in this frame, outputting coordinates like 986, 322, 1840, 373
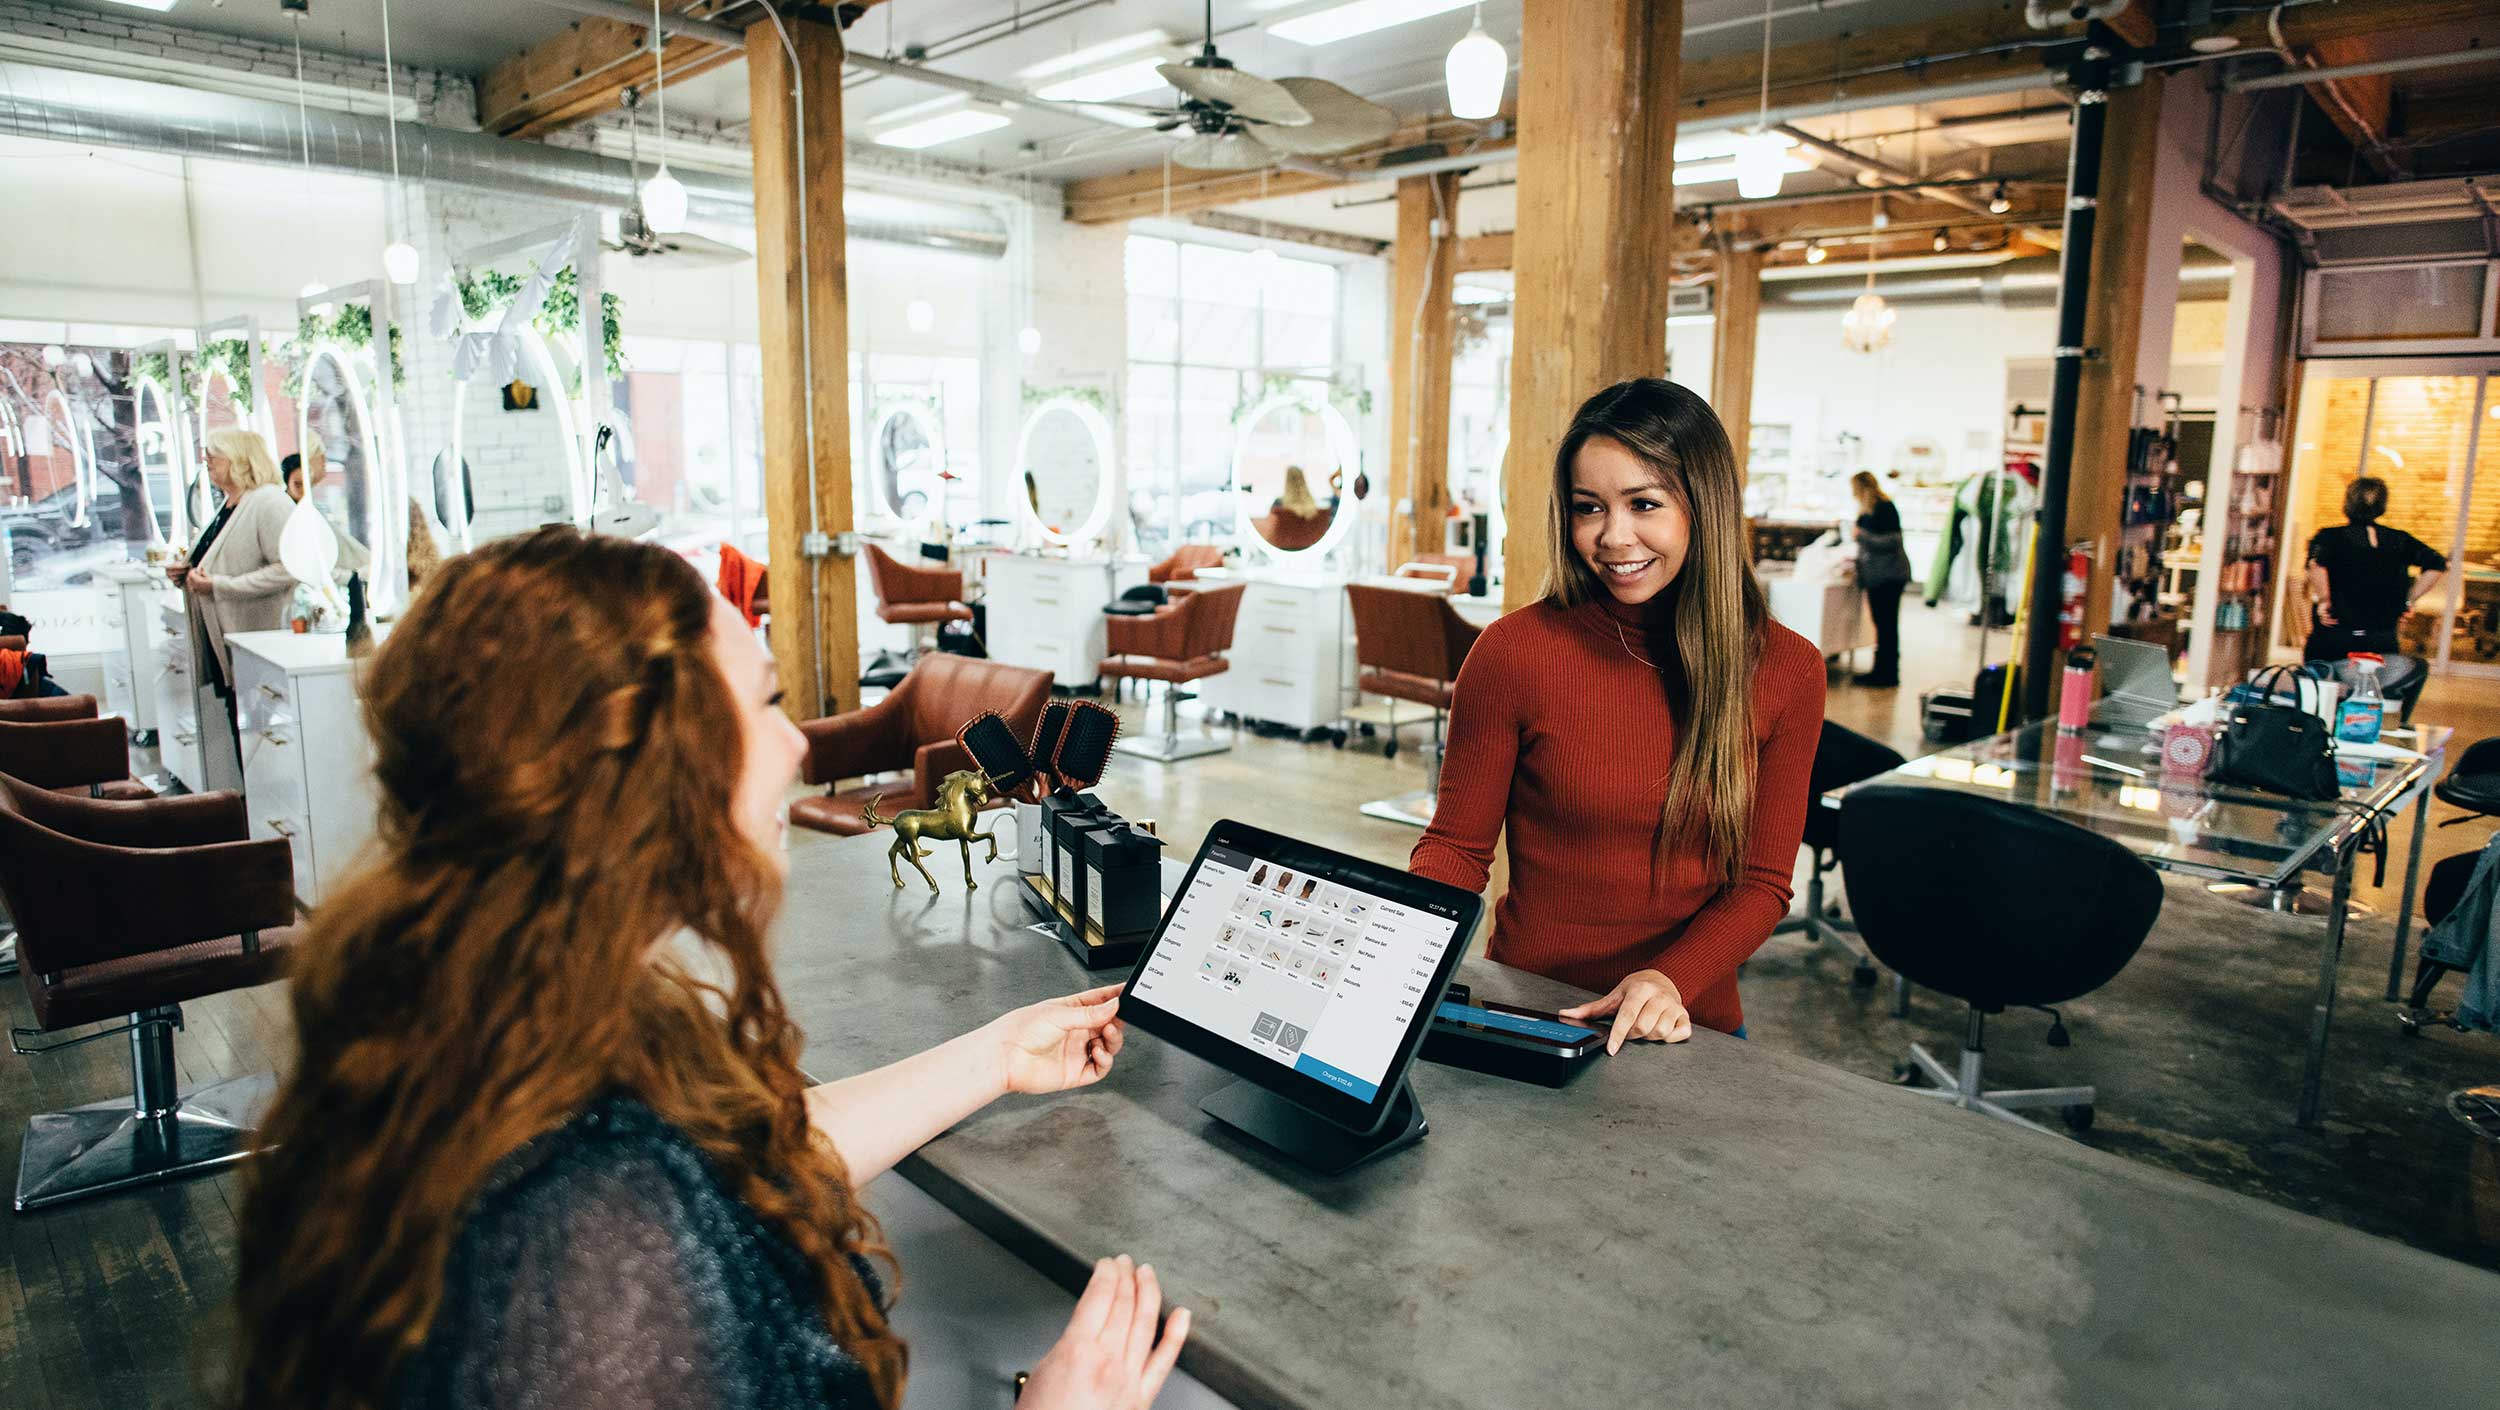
398, 1095, 881, 1410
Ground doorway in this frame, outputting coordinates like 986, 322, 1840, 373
2274, 358, 2500, 675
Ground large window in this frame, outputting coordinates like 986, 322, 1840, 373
616, 335, 768, 563
1125, 235, 1342, 556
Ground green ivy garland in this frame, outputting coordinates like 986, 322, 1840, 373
199, 338, 255, 406
1019, 383, 1110, 413
131, 351, 174, 390
279, 302, 408, 395
1229, 371, 1372, 425
457, 266, 626, 383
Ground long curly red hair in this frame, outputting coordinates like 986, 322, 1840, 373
230, 527, 904, 1409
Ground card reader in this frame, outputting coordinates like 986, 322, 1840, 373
1419, 991, 1605, 1088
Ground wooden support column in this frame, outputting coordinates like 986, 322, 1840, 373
1388, 171, 1463, 569
1502, 0, 1682, 611
1710, 245, 1762, 482
747, 13, 857, 721
2064, 77, 2165, 652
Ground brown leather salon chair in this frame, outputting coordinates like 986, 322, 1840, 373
866, 544, 974, 648
1402, 553, 1473, 588
791, 653, 1051, 837
1346, 584, 1482, 828
0, 695, 154, 801
0, 774, 297, 1211
1100, 584, 1246, 764
1149, 544, 1227, 586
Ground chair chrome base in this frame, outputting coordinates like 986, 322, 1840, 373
1115, 683, 1231, 763
2205, 881, 2375, 920
16, 1071, 274, 1211
1359, 789, 1439, 829
0, 932, 15, 979
2450, 1085, 2500, 1144
1894, 1010, 2094, 1136
1772, 863, 1879, 985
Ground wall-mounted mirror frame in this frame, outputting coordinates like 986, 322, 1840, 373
1231, 390, 1361, 564
132, 358, 187, 545
1014, 395, 1115, 550
296, 282, 409, 610
867, 399, 947, 525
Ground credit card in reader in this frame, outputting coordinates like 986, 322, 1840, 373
1420, 984, 1605, 1087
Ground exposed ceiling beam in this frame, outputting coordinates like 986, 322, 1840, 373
1191, 210, 1388, 258
485, 0, 896, 140
1452, 231, 1512, 275
2292, 36, 2399, 177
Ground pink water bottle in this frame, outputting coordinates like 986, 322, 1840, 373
2058, 645, 2096, 733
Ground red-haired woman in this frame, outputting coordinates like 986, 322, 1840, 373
232, 528, 1184, 1410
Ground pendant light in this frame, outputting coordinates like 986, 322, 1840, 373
907, 299, 936, 335
378, 0, 419, 284
640, 0, 690, 234
1444, 4, 1506, 121
1732, 0, 1784, 200
1841, 194, 1895, 353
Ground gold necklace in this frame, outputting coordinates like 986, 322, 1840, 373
1614, 616, 1659, 671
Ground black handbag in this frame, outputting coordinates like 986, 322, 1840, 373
2210, 666, 2340, 801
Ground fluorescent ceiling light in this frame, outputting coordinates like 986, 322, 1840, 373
1673, 155, 1813, 187
1018, 29, 1174, 80
873, 94, 974, 126
1270, 0, 1475, 47
1672, 130, 1794, 163
874, 109, 1013, 150
99, 0, 179, 10
1034, 57, 1170, 104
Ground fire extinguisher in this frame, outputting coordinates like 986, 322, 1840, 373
2057, 546, 2090, 651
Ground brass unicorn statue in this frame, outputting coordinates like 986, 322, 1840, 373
862, 769, 1002, 892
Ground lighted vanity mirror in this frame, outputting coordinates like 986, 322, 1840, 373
297, 345, 382, 572
1233, 392, 1359, 561
190, 362, 256, 536
1015, 396, 1114, 548
447, 326, 589, 542
133, 376, 183, 543
870, 401, 946, 525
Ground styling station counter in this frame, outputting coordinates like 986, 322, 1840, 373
776, 832, 2497, 1410
1186, 567, 1354, 735
95, 560, 176, 738
228, 630, 378, 906
984, 553, 1149, 688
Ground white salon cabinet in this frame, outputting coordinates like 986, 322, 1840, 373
1195, 569, 1351, 734
984, 554, 1145, 687
229, 631, 377, 906
94, 563, 175, 734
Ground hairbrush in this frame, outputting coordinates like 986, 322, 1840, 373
1027, 701, 1072, 784
1053, 700, 1121, 790
957, 711, 1036, 798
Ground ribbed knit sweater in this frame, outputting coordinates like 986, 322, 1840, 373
1411, 594, 1825, 1034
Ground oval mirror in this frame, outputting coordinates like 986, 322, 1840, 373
297, 345, 381, 578
448, 325, 588, 543
192, 362, 256, 536
869, 402, 945, 525
133, 376, 182, 543
1015, 397, 1113, 548
1232, 392, 1359, 562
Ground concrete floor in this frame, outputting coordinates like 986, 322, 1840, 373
1088, 596, 2500, 1271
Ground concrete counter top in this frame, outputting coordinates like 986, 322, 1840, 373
777, 832, 2497, 1409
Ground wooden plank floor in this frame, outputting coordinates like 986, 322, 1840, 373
4, 597, 2495, 1408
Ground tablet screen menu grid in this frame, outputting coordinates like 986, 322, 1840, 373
1131, 843, 1463, 1102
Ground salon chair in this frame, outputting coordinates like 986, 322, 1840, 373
1, 774, 298, 1210
863, 544, 975, 688
1403, 554, 1474, 588
1346, 584, 1482, 828
1772, 722, 1905, 986
1150, 545, 1227, 585
1100, 584, 1246, 763
0, 696, 154, 800
2395, 737, 2500, 1032
791, 654, 1051, 838
1840, 784, 2162, 1134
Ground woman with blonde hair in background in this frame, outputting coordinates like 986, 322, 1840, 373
1413, 379, 1824, 1049
1849, 470, 1912, 688
230, 527, 1185, 1410
169, 428, 297, 766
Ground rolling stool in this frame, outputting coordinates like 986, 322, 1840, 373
1345, 583, 1481, 828
1774, 722, 1906, 987
1840, 784, 2164, 1134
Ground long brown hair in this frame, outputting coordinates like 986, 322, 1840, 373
231, 527, 903, 1409
1545, 379, 1768, 885
1849, 470, 1889, 515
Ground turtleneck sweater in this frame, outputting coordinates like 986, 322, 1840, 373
1410, 592, 1825, 1034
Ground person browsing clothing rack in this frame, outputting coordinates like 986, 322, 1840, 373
1411, 379, 1825, 1049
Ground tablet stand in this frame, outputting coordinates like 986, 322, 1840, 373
1199, 1078, 1425, 1176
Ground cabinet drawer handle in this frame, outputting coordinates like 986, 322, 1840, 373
173, 729, 197, 745
167, 663, 186, 676
258, 684, 286, 702
1262, 676, 1294, 687
1031, 596, 1062, 606
1262, 624, 1299, 634
264, 819, 297, 838
260, 731, 290, 746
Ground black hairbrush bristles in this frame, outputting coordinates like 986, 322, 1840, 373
958, 712, 1035, 797
1055, 701, 1120, 789
1027, 701, 1072, 783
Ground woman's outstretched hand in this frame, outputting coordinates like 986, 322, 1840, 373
991, 984, 1127, 1095
1558, 969, 1692, 1053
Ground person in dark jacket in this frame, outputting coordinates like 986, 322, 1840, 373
1850, 471, 1913, 687
2305, 475, 2447, 662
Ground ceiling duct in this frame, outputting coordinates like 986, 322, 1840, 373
0, 60, 1007, 258
1762, 250, 2233, 309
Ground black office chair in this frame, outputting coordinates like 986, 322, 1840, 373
1772, 721, 1905, 986
1839, 784, 2164, 1134
2434, 736, 2500, 822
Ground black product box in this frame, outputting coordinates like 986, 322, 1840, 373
1081, 823, 1167, 940
1066, 821, 1128, 944
1042, 793, 1108, 906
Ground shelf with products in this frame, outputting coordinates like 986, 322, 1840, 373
2209, 408, 2284, 634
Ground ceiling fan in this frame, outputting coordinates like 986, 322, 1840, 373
1101, 0, 1397, 171
608, 86, 749, 267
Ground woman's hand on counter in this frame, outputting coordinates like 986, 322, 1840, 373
1559, 969, 1692, 1054
990, 984, 1127, 1096
1022, 1255, 1189, 1410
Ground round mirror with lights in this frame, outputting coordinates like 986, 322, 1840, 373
296, 344, 384, 571
1232, 391, 1360, 562
447, 324, 590, 541
869, 401, 945, 525
133, 375, 184, 543
40, 390, 98, 533
1015, 396, 1114, 549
